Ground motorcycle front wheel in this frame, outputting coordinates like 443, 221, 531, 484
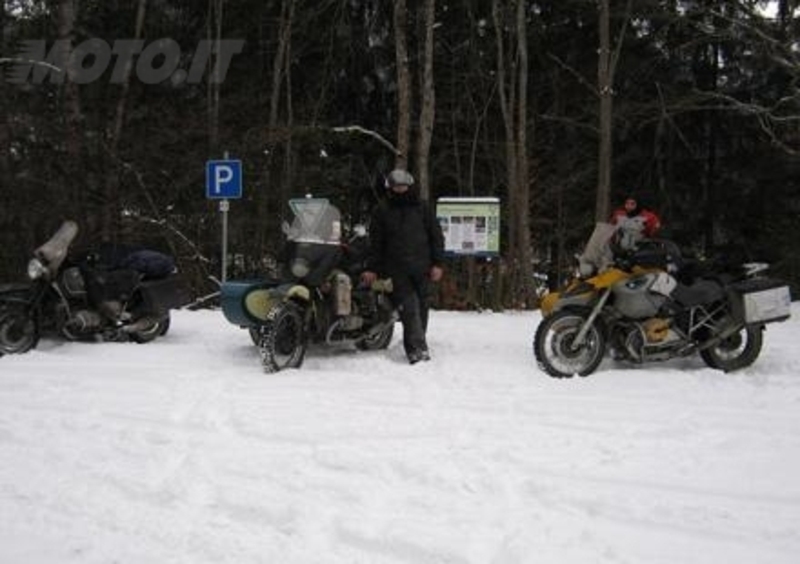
533, 310, 606, 378
258, 302, 307, 373
0, 309, 39, 355
700, 324, 763, 372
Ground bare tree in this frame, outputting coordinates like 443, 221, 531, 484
596, 0, 633, 222
207, 0, 225, 155
54, 0, 83, 221
415, 0, 436, 201
492, 0, 535, 306
256, 0, 295, 256
393, 0, 411, 169
103, 0, 148, 241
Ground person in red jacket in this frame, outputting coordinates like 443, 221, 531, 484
610, 196, 662, 251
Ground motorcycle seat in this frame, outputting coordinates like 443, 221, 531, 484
672, 279, 724, 307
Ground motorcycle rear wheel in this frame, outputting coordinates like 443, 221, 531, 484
700, 325, 763, 372
356, 322, 394, 350
533, 310, 606, 378
258, 302, 307, 372
0, 310, 39, 355
130, 315, 171, 344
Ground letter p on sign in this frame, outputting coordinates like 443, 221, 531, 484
206, 159, 243, 199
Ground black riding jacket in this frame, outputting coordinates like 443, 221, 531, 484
367, 190, 445, 283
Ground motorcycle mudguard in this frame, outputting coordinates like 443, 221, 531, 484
0, 284, 34, 310
221, 280, 309, 327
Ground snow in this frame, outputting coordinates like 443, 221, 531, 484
1, 304, 800, 564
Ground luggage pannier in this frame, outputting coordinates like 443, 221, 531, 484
139, 276, 189, 314
731, 278, 792, 325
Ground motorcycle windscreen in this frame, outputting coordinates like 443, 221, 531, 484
35, 221, 79, 272
578, 222, 616, 276
286, 198, 341, 244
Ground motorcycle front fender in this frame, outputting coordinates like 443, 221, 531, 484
0, 282, 44, 313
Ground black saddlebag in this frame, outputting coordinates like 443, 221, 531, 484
730, 278, 791, 325
139, 276, 189, 314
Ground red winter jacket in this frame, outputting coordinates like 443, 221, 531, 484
610, 207, 661, 238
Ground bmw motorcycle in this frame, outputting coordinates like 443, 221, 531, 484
0, 221, 186, 356
221, 198, 396, 372
533, 223, 792, 378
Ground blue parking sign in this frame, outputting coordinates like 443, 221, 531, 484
206, 159, 243, 199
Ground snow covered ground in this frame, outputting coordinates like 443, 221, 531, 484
1, 304, 799, 564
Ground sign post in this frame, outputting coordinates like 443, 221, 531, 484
206, 154, 243, 282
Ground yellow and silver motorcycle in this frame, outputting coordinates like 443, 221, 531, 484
534, 223, 792, 378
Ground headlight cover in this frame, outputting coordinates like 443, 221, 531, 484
290, 258, 310, 279
27, 258, 48, 280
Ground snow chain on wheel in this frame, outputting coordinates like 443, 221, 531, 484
258, 302, 307, 373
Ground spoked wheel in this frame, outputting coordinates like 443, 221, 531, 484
700, 324, 763, 372
0, 309, 39, 355
259, 302, 307, 373
533, 310, 606, 378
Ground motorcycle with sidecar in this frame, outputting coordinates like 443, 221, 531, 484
221, 198, 396, 372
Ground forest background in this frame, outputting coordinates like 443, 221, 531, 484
1, 0, 798, 309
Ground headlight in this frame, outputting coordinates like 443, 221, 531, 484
290, 258, 310, 279
27, 258, 48, 280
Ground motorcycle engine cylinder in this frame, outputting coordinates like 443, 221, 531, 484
644, 317, 670, 343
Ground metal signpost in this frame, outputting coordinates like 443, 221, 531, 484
206, 154, 243, 282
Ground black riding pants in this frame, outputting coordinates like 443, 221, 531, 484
391, 272, 430, 356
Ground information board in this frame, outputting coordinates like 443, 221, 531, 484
436, 197, 501, 256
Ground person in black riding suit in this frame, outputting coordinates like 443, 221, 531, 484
361, 169, 445, 364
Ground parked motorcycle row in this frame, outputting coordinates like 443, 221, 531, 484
1, 205, 793, 378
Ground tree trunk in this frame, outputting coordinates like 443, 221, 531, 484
0, 1, 8, 176
415, 0, 436, 202
596, 0, 632, 223
207, 0, 225, 156
492, 0, 518, 258
56, 0, 83, 221
256, 0, 294, 256
393, 0, 411, 169
103, 0, 147, 241
492, 0, 536, 306
514, 0, 535, 307
596, 0, 612, 223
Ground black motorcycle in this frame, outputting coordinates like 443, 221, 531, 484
221, 198, 396, 372
0, 221, 186, 356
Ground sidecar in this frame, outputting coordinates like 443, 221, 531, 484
220, 278, 301, 328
